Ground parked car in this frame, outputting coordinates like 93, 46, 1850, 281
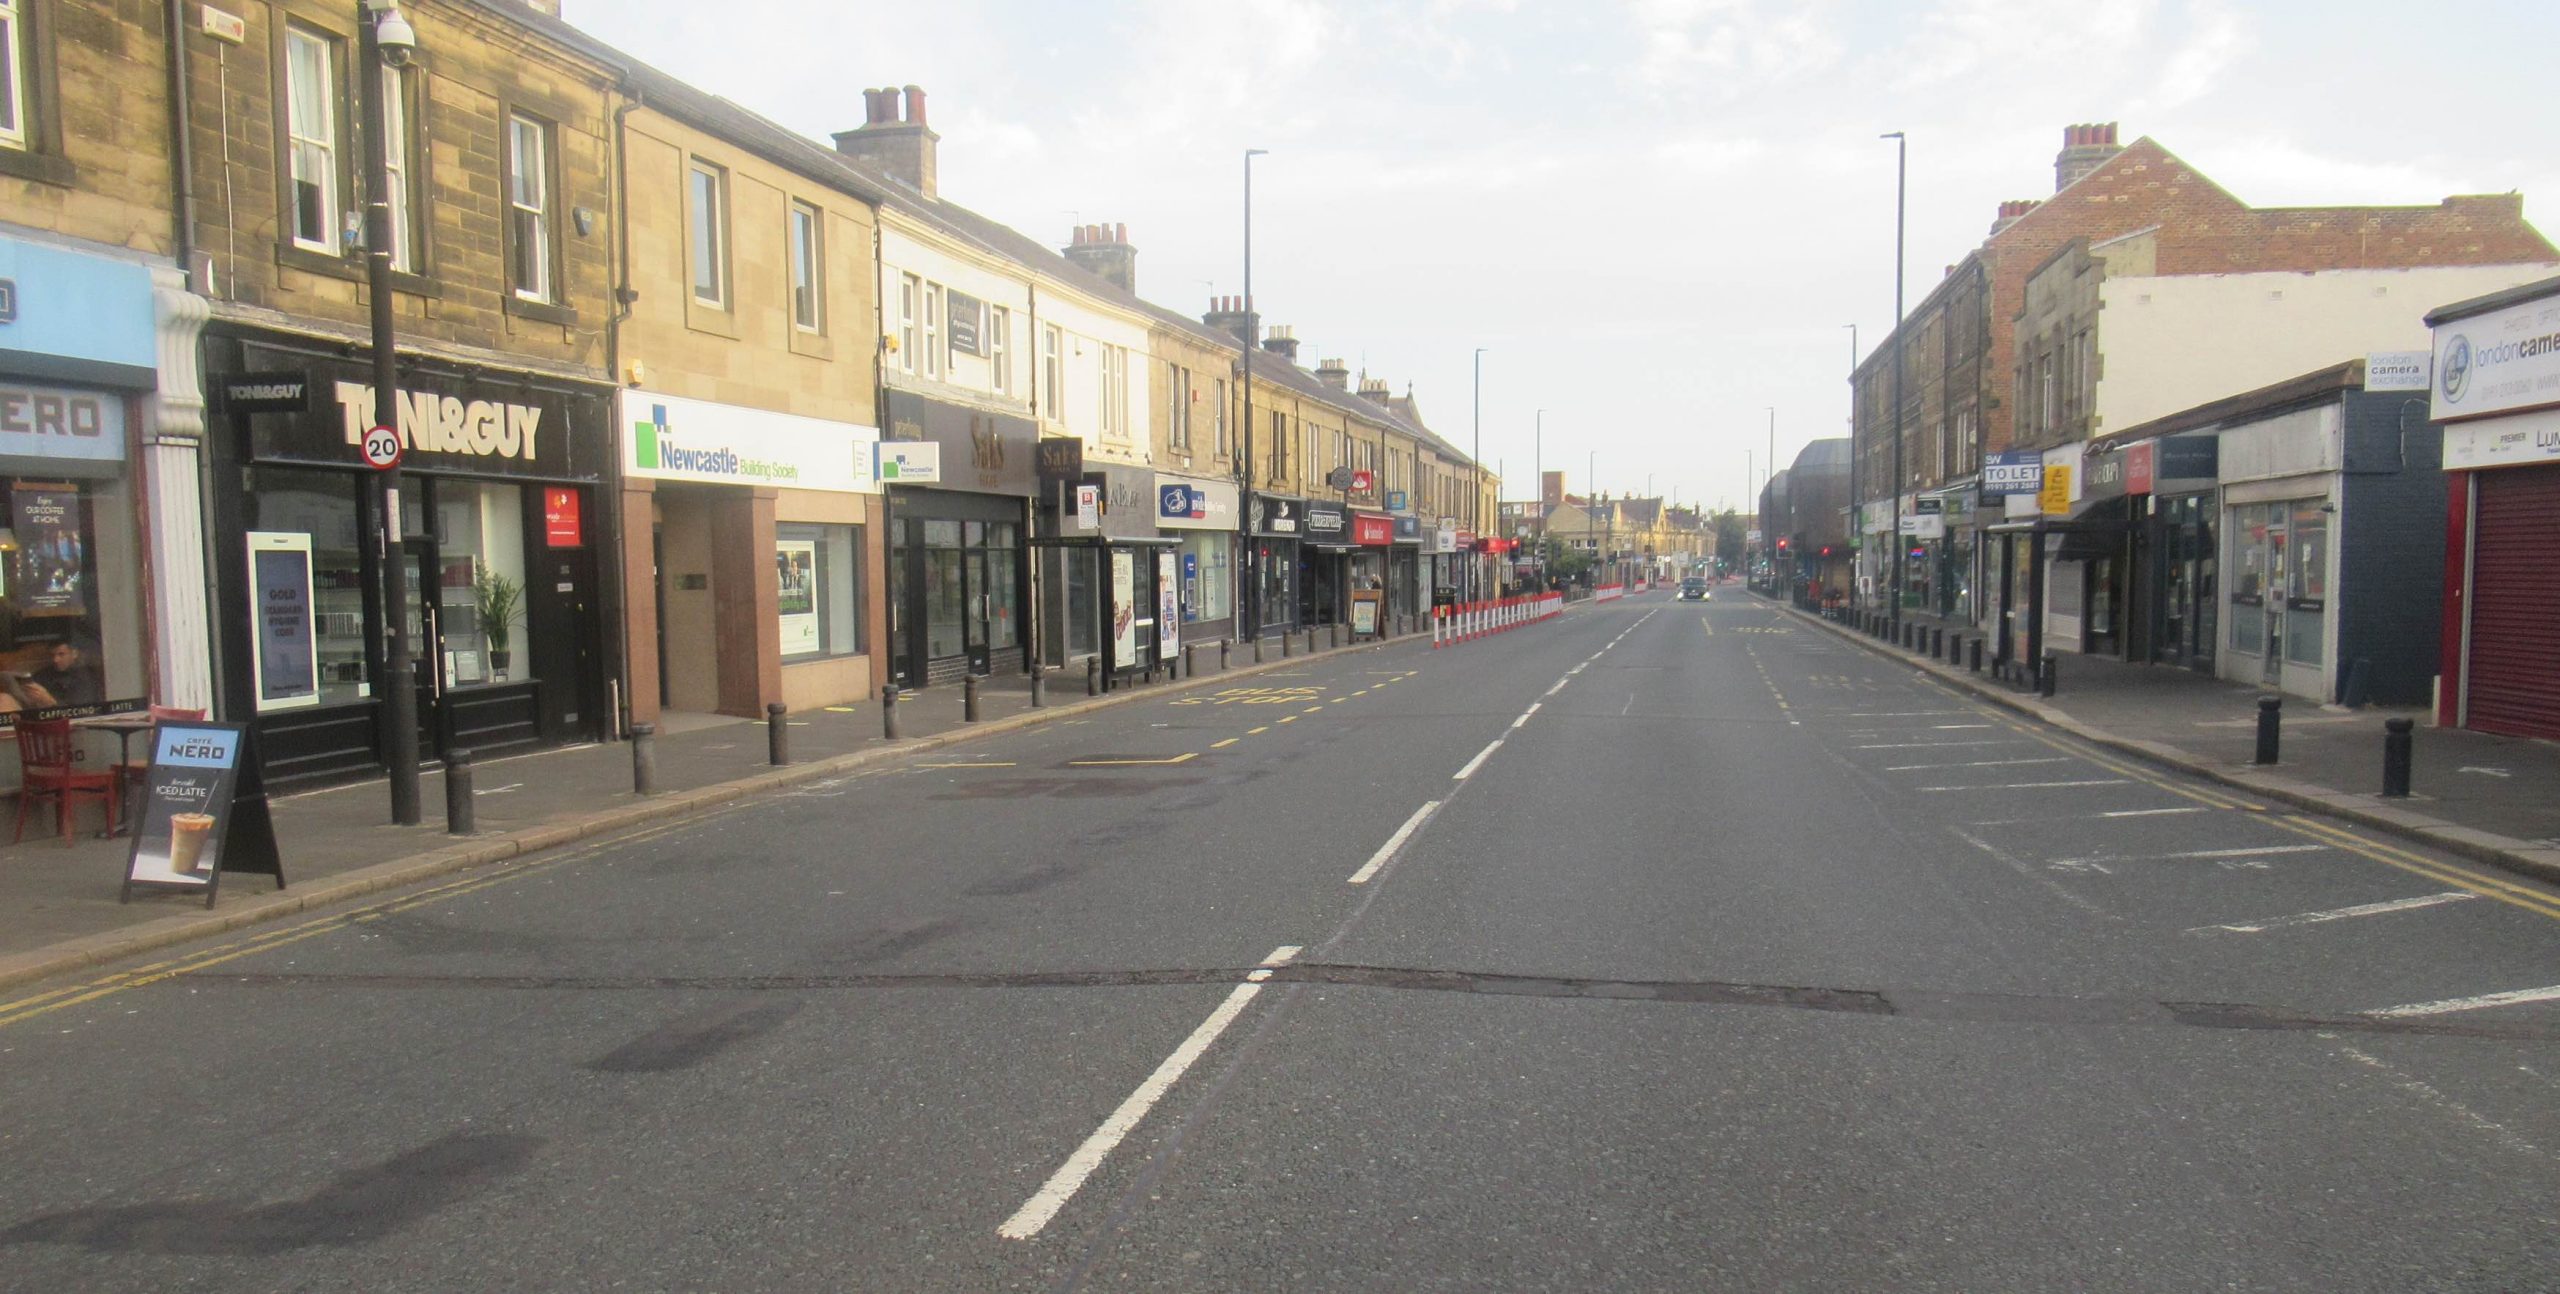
1678, 577, 1711, 602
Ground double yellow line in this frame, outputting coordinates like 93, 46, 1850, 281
0, 816, 702, 1032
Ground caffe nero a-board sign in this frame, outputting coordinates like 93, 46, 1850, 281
121, 721, 286, 908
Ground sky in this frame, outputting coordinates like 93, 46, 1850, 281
567, 0, 2560, 514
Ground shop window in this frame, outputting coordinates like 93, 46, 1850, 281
244, 469, 368, 709
777, 522, 863, 659
2285, 500, 2327, 667
2229, 502, 2272, 655
1179, 533, 1230, 623
436, 481, 527, 687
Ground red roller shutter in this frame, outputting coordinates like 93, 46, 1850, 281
2465, 464, 2560, 738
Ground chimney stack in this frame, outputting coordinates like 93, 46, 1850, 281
1261, 325, 1301, 364
833, 84, 941, 198
1989, 198, 2041, 236
2053, 121, 2121, 193
1313, 357, 1349, 391
1204, 295, 1258, 348
1356, 375, 1393, 406
1061, 222, 1138, 294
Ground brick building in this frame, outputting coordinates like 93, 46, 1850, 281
1853, 123, 2556, 673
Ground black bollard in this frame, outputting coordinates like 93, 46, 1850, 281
1030, 665, 1045, 708
767, 702, 790, 765
1087, 656, 1100, 696
2382, 718, 2413, 797
2254, 695, 2281, 765
1968, 637, 1983, 673
1184, 642, 1197, 679
1303, 626, 1316, 656
881, 684, 901, 740
1220, 639, 1231, 671
2039, 650, 2059, 698
444, 746, 475, 835
1329, 622, 1341, 650
1282, 629, 1294, 657
963, 673, 981, 723
1253, 635, 1265, 664
631, 723, 658, 795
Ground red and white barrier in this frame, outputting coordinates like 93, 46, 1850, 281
1593, 583, 1625, 602
1432, 593, 1565, 648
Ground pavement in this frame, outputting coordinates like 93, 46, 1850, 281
0, 626, 1390, 990
3, 586, 2557, 1289
1781, 595, 2560, 886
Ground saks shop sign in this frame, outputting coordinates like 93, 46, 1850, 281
620, 390, 878, 493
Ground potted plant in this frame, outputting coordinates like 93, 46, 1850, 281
473, 567, 525, 679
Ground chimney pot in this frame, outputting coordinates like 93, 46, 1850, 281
903, 85, 927, 125
1115, 222, 1127, 243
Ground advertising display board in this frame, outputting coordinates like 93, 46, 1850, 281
120, 722, 286, 908
776, 538, 819, 656
246, 532, 321, 712
1157, 551, 1180, 659
1111, 550, 1141, 669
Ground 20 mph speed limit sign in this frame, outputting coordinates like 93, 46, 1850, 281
360, 424, 404, 470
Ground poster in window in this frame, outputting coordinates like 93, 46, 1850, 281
946, 290, 984, 356
247, 532, 322, 711
1111, 550, 1139, 669
776, 538, 820, 656
1157, 550, 1180, 659
11, 487, 86, 617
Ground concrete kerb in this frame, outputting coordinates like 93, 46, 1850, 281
1776, 601, 2560, 890
0, 634, 1430, 996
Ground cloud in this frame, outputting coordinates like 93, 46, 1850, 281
2143, 1, 2252, 111
1626, 0, 1844, 99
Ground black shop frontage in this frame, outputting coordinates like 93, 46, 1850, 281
883, 391, 1037, 687
206, 331, 616, 788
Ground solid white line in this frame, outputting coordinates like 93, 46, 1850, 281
1452, 739, 1504, 780
2367, 983, 2560, 1019
1349, 802, 1440, 884
2103, 807, 2209, 818
997, 945, 1301, 1240
1918, 779, 2129, 792
2194, 891, 2479, 935
1883, 757, 2069, 772
1853, 740, 2018, 749
1932, 723, 1995, 730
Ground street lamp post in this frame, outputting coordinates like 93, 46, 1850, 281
1237, 148, 1267, 640
1883, 130, 1907, 630
1766, 405, 1777, 593
1471, 346, 1486, 600
362, 1, 421, 824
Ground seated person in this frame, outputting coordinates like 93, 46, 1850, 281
0, 672, 59, 712
27, 640, 99, 706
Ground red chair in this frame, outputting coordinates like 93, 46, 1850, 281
117, 706, 209, 813
14, 718, 120, 845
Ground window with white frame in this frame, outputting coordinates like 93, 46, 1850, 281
688, 160, 727, 306
788, 201, 823, 332
283, 25, 340, 253
1041, 324, 1062, 418
0, 0, 25, 151
988, 306, 1010, 394
898, 273, 920, 373
1097, 344, 1124, 439
507, 114, 553, 302
923, 283, 942, 379
380, 66, 417, 271
1213, 378, 1229, 459
1167, 363, 1191, 450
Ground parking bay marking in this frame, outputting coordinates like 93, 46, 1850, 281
2193, 891, 2479, 935
1917, 779, 2129, 792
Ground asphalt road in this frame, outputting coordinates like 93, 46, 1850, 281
5, 590, 2558, 1291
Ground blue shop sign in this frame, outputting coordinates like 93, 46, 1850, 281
0, 235, 156, 387
1385, 489, 1409, 512
1392, 513, 1421, 541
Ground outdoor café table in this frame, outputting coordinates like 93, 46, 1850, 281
74, 712, 158, 838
